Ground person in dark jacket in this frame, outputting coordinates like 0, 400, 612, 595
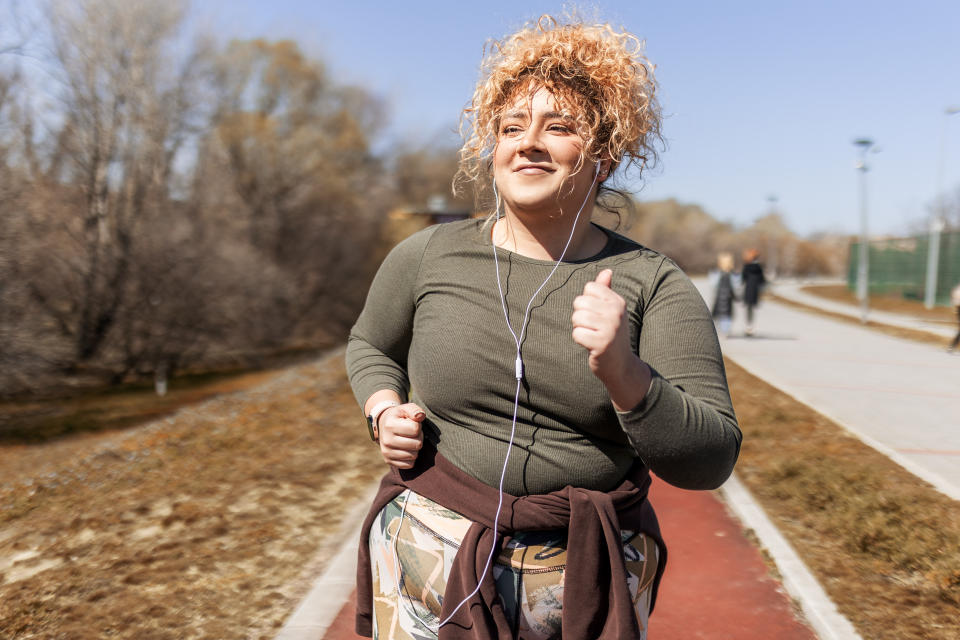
741, 248, 766, 336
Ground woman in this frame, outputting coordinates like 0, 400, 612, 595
347, 16, 740, 640
711, 252, 738, 338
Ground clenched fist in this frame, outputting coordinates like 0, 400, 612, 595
571, 269, 652, 411
377, 403, 425, 469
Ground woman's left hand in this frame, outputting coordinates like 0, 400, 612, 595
572, 269, 652, 410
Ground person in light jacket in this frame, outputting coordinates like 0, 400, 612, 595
710, 252, 738, 338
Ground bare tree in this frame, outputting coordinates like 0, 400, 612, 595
7, 0, 212, 374
391, 145, 473, 211
0, 67, 40, 394
207, 39, 386, 345
625, 199, 735, 273
0, 6, 425, 395
622, 199, 843, 277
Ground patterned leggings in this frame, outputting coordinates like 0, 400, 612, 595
368, 489, 659, 640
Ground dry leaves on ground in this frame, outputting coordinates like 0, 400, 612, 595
0, 349, 384, 640
727, 359, 960, 640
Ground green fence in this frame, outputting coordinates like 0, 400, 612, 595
848, 230, 960, 305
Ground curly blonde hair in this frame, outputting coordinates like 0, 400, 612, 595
456, 15, 662, 196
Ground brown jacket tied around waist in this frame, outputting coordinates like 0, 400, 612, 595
355, 444, 666, 639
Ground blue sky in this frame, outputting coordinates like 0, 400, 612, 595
199, 1, 958, 236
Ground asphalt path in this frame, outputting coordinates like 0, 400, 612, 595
310, 477, 823, 640
697, 279, 960, 501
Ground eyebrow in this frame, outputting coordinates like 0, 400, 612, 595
502, 110, 573, 121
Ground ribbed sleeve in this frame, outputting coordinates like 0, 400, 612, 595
617, 258, 741, 489
345, 226, 437, 406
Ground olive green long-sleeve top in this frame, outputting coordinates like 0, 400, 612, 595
346, 218, 740, 495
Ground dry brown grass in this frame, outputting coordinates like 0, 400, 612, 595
769, 294, 950, 347
0, 349, 384, 639
768, 284, 958, 349
727, 359, 960, 640
802, 284, 955, 323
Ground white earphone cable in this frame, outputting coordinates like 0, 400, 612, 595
393, 163, 602, 633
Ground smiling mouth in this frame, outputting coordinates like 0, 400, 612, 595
514, 165, 554, 174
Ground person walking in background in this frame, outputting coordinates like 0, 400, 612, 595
948, 283, 960, 353
710, 252, 738, 338
741, 248, 766, 336
347, 15, 740, 639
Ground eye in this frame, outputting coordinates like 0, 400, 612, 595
500, 124, 523, 136
548, 123, 573, 134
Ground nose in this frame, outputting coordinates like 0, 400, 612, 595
518, 126, 544, 153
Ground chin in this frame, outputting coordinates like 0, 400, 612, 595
507, 196, 557, 215
504, 186, 558, 209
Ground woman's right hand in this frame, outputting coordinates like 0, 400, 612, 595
378, 403, 425, 469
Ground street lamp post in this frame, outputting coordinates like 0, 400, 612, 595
767, 194, 778, 278
854, 138, 874, 324
924, 106, 960, 308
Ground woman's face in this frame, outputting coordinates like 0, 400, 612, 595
492, 87, 601, 219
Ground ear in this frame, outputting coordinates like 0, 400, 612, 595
598, 160, 612, 180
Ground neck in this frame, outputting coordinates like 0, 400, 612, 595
493, 210, 605, 261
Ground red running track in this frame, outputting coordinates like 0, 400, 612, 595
321, 476, 817, 639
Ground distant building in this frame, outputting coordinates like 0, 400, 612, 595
390, 195, 475, 225
385, 195, 479, 246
